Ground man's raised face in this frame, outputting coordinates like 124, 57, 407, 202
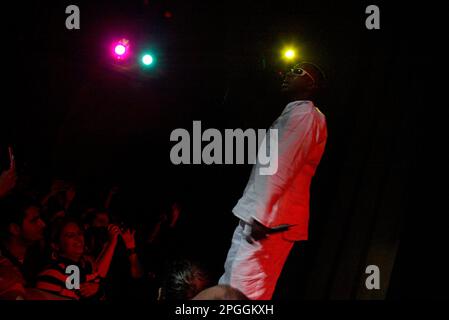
281, 63, 316, 95
21, 206, 46, 242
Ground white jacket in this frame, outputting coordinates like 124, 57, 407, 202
233, 100, 327, 241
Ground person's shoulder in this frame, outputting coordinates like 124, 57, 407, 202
0, 254, 26, 299
282, 101, 316, 124
286, 100, 315, 115
0, 257, 13, 273
0, 253, 17, 271
0, 252, 10, 266
37, 259, 67, 276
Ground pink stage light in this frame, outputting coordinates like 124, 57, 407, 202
112, 38, 130, 60
114, 44, 126, 56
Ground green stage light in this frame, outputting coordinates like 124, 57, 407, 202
142, 53, 154, 66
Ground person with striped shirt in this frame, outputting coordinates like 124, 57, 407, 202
36, 218, 120, 300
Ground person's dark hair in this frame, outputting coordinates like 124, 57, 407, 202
0, 193, 40, 241
160, 259, 212, 300
81, 207, 108, 226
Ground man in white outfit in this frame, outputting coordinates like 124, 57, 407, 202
219, 62, 328, 300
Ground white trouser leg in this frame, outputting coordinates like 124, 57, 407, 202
219, 222, 245, 285
219, 221, 294, 300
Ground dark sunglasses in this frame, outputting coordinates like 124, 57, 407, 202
289, 67, 315, 83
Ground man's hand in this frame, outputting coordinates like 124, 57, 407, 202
245, 219, 272, 244
0, 169, 17, 198
120, 228, 136, 250
107, 224, 121, 243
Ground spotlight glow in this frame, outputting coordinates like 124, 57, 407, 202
112, 38, 130, 60
284, 49, 296, 60
142, 54, 154, 65
114, 44, 126, 56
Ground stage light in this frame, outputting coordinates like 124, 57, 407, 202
115, 44, 126, 56
142, 54, 154, 66
285, 49, 295, 59
282, 48, 296, 61
112, 38, 130, 60
140, 51, 156, 69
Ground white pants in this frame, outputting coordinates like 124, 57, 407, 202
219, 221, 294, 300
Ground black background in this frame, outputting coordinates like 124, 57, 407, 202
1, 0, 446, 299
